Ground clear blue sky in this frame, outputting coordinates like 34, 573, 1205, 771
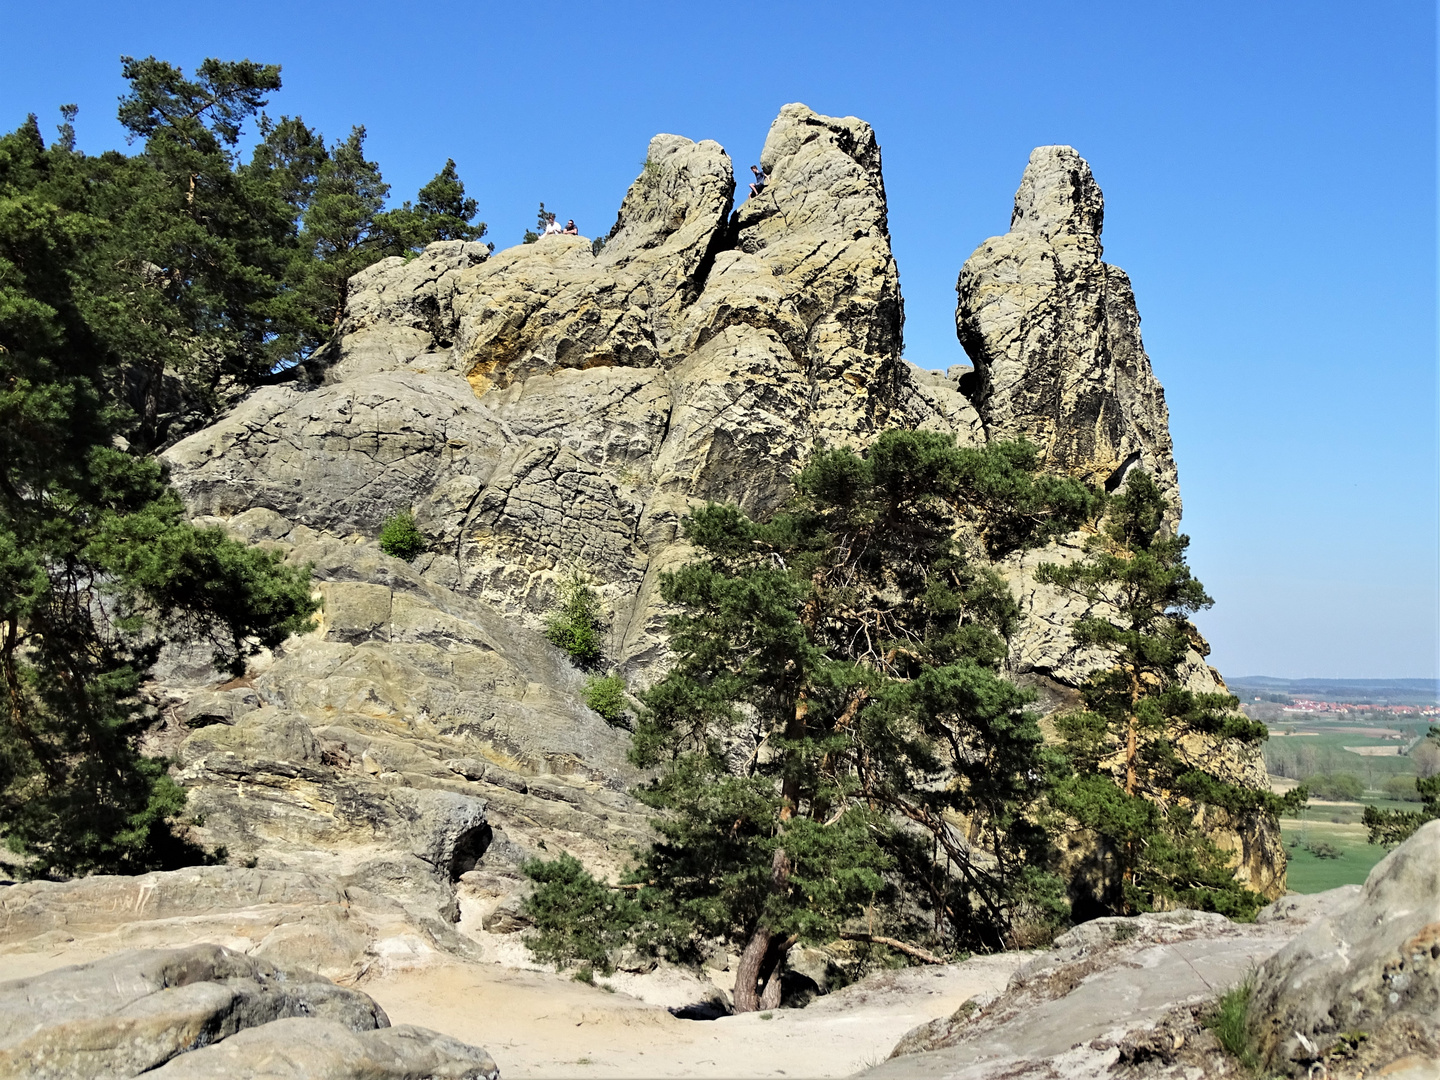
3, 1, 1435, 680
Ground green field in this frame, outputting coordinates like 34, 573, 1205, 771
1279, 816, 1390, 893
1264, 730, 1422, 790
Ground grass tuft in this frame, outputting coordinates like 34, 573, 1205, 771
1204, 977, 1261, 1073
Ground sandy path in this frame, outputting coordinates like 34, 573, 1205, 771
366, 956, 1026, 1079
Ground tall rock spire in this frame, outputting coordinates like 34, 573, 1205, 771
957, 146, 1180, 520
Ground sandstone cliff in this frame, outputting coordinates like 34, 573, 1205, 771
145, 106, 1281, 949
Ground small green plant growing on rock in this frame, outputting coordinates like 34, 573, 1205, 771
378, 511, 424, 561
1204, 978, 1260, 1073
638, 157, 665, 190
583, 674, 629, 727
545, 571, 605, 668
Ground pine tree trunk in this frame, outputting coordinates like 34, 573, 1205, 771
733, 925, 772, 1013
733, 848, 794, 1013
759, 945, 786, 1010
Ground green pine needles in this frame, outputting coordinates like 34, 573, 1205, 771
2, 69, 327, 877
1036, 471, 1300, 919
618, 430, 1095, 1010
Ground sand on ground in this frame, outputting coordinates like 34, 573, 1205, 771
365, 955, 1025, 1079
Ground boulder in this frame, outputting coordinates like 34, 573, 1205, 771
1248, 819, 1440, 1075
0, 944, 387, 1079
144, 1018, 499, 1079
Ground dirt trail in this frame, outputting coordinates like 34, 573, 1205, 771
365, 956, 1026, 1079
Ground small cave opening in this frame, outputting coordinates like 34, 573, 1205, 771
1104, 451, 1144, 493
448, 823, 494, 881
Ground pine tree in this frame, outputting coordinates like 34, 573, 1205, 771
242, 113, 330, 371
1363, 725, 1440, 846
295, 126, 392, 333
0, 109, 319, 878
381, 159, 488, 252
1035, 471, 1298, 918
111, 56, 294, 443
624, 431, 1099, 1009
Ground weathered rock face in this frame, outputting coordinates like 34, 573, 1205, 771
961, 147, 1281, 902
136, 105, 1281, 959
0, 943, 496, 1080
1248, 820, 1440, 1076
957, 146, 1180, 517
166, 106, 957, 670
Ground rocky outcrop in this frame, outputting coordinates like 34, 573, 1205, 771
165, 106, 947, 667
873, 907, 1313, 1079
962, 147, 1279, 901
129, 106, 1284, 962
0, 944, 495, 1080
957, 146, 1179, 517
1248, 820, 1440, 1077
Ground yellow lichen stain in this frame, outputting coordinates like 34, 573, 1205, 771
466, 359, 499, 399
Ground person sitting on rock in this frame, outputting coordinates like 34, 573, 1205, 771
748, 164, 767, 198
562, 219, 579, 235
542, 215, 563, 237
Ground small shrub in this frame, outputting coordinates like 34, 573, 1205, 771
583, 675, 629, 727
638, 157, 665, 190
378, 511, 424, 561
1306, 772, 1364, 801
520, 853, 640, 974
1304, 840, 1342, 860
545, 572, 605, 668
591, 236, 607, 257
1204, 978, 1260, 1072
1383, 774, 1425, 802
572, 965, 595, 984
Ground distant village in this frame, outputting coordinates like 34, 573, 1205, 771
1278, 699, 1440, 717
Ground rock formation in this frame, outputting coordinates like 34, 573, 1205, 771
957, 145, 1179, 517
0, 944, 497, 1080
875, 820, 1439, 1079
1249, 819, 1440, 1076
0, 109, 1288, 1079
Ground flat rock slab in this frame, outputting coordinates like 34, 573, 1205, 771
866, 919, 1300, 1080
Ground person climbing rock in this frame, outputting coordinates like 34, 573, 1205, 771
748, 164, 767, 198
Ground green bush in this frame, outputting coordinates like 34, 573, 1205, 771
520, 853, 641, 973
1306, 772, 1364, 801
583, 675, 629, 727
1383, 774, 1425, 802
545, 573, 605, 668
378, 511, 424, 561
